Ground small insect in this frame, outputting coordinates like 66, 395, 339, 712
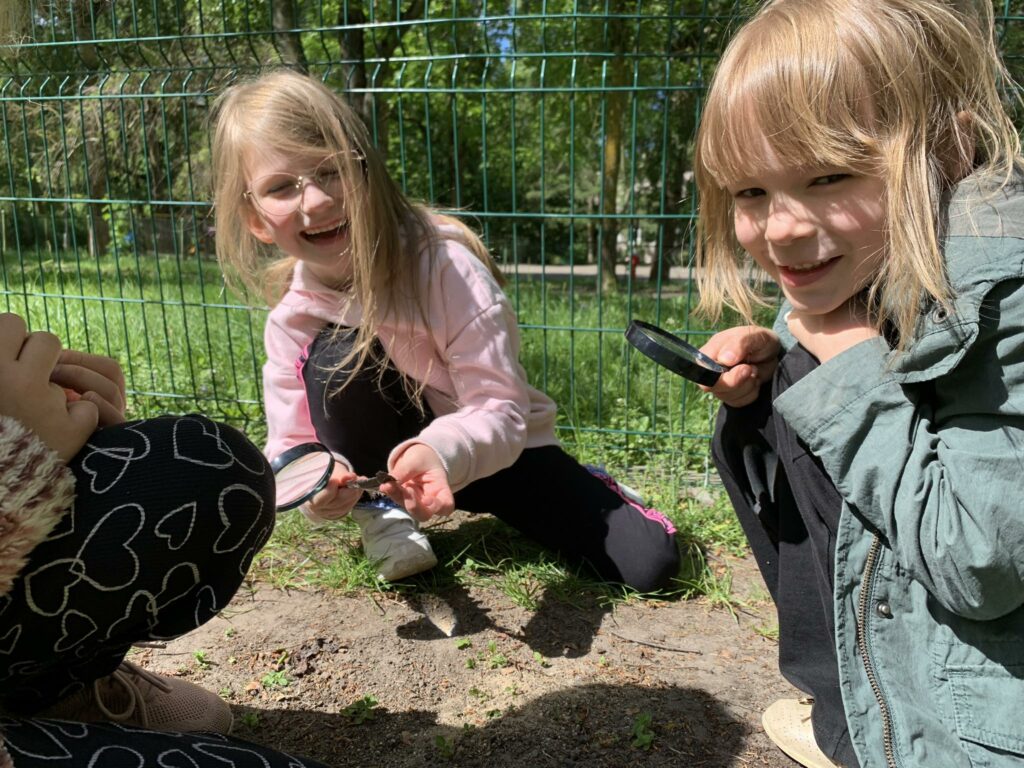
345, 470, 396, 491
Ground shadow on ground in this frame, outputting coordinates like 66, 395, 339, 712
235, 682, 748, 768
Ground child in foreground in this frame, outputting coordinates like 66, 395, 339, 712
695, 1, 1024, 766
209, 69, 679, 590
0, 312, 325, 767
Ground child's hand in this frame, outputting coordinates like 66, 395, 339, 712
384, 443, 455, 522
787, 301, 880, 364
699, 325, 780, 407
0, 313, 99, 462
50, 348, 127, 426
306, 464, 363, 520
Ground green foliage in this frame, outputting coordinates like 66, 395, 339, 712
631, 712, 656, 750
260, 670, 290, 689
434, 734, 456, 761
341, 695, 379, 724
754, 622, 780, 642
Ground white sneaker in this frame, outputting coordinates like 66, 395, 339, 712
350, 498, 438, 581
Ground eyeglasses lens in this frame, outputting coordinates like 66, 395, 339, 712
249, 158, 345, 216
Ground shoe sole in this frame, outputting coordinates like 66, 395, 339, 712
376, 552, 439, 581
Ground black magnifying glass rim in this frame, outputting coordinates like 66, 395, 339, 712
270, 441, 334, 512
625, 319, 730, 387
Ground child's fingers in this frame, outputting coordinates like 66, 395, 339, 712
55, 349, 126, 403
394, 489, 429, 522
0, 313, 27, 361
80, 390, 127, 427
388, 482, 443, 522
17, 330, 62, 374
308, 483, 361, 519
426, 485, 455, 517
701, 325, 779, 368
400, 475, 455, 520
705, 363, 763, 407
51, 363, 126, 415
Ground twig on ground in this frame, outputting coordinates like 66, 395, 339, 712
605, 630, 703, 654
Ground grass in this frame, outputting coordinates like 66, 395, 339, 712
253, 476, 749, 611
5, 248, 763, 608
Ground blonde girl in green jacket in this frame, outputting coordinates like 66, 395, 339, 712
693, 1, 1024, 767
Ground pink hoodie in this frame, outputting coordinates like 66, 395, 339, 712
262, 229, 560, 493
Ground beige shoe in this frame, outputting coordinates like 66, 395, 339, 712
40, 661, 233, 734
762, 698, 844, 768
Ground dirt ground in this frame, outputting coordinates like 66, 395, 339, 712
140, 516, 800, 768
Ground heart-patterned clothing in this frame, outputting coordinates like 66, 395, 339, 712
0, 415, 325, 767
0, 718, 327, 767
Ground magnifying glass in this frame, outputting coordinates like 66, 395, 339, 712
270, 442, 398, 512
625, 319, 731, 386
270, 442, 335, 512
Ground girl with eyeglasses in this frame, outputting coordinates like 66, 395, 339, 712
209, 69, 679, 590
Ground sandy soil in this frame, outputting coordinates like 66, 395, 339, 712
140, 540, 800, 768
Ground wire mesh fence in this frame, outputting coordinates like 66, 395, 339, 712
1, 1, 1022, 469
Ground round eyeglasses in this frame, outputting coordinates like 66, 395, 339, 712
244, 155, 351, 217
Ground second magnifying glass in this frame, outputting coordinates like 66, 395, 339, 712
625, 319, 731, 386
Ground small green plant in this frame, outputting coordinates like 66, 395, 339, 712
224, 627, 237, 638
465, 657, 477, 669
218, 687, 232, 698
479, 640, 509, 669
754, 623, 780, 642
260, 670, 290, 689
455, 638, 472, 650
341, 694, 379, 724
631, 712, 655, 750
533, 651, 551, 668
239, 712, 260, 728
597, 654, 610, 668
435, 734, 456, 760
488, 651, 510, 669
485, 708, 503, 719
193, 650, 211, 669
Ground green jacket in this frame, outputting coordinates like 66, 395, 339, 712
773, 174, 1024, 768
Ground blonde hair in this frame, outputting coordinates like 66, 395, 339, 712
209, 69, 500, 394
695, 0, 1023, 348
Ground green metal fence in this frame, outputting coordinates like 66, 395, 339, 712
1, 2, 1023, 472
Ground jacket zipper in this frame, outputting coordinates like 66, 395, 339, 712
856, 533, 897, 768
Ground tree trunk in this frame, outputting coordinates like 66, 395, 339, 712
271, 0, 308, 71
651, 92, 694, 285
338, 3, 369, 117
337, 1, 425, 162
599, 5, 630, 294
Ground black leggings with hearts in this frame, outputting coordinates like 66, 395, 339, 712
0, 415, 326, 767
